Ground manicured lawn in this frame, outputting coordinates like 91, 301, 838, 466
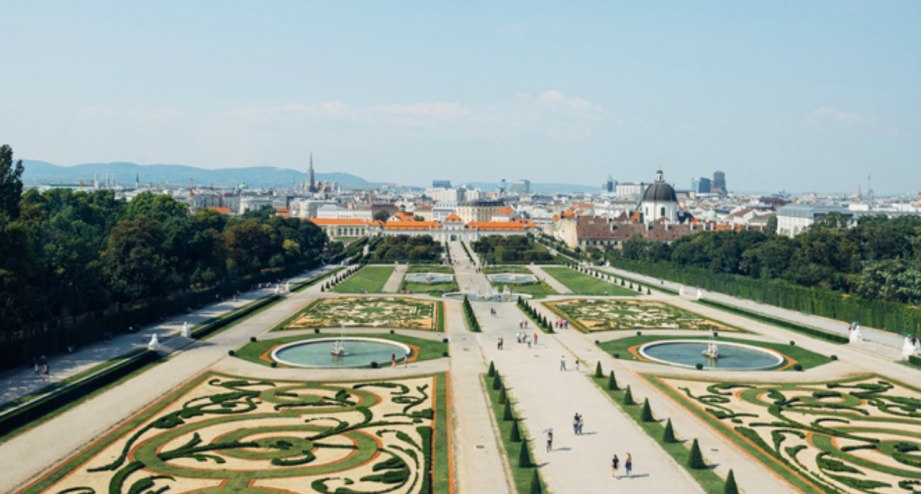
500, 281, 557, 298
234, 332, 448, 367
333, 265, 394, 293
597, 335, 833, 370
542, 266, 636, 295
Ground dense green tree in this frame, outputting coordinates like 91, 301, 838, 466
101, 217, 173, 302
0, 145, 24, 219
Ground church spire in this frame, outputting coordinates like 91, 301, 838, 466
307, 152, 316, 193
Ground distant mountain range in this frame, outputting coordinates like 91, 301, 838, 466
21, 160, 601, 194
21, 160, 376, 189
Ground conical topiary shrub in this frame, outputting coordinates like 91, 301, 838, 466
529, 470, 543, 494
510, 420, 521, 442
663, 418, 677, 443
688, 439, 707, 469
488, 361, 495, 377
492, 373, 502, 390
608, 371, 619, 390
594, 361, 603, 378
724, 469, 738, 494
623, 385, 635, 406
499, 386, 507, 404
503, 401, 514, 421
641, 398, 654, 422
518, 443, 533, 467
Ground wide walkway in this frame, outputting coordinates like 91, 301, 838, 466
527, 265, 574, 295
475, 299, 702, 494
381, 263, 407, 293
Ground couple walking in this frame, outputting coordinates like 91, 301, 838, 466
611, 453, 633, 478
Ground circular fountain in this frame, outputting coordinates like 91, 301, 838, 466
271, 337, 412, 368
486, 273, 538, 284
405, 273, 454, 284
638, 340, 784, 371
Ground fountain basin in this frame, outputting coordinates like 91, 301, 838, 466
442, 292, 533, 301
405, 273, 454, 283
271, 337, 412, 368
638, 339, 784, 371
487, 273, 538, 284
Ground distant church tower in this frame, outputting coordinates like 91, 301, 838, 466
306, 152, 316, 193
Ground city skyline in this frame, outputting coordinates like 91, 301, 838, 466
2, 1, 919, 193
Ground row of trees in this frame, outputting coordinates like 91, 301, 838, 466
367, 235, 443, 263
472, 235, 553, 264
615, 215, 921, 305
0, 145, 329, 336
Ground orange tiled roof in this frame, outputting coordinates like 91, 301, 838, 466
444, 213, 463, 222
308, 218, 370, 225
383, 221, 443, 230
495, 207, 513, 215
467, 221, 527, 231
572, 201, 594, 208
207, 207, 233, 214
393, 211, 414, 221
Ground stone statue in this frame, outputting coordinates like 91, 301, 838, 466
181, 321, 191, 338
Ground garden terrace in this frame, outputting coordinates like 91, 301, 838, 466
281, 297, 444, 331
24, 372, 451, 493
650, 373, 921, 494
545, 298, 736, 332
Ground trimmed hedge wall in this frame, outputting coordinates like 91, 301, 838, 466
0, 349, 159, 438
1, 259, 320, 371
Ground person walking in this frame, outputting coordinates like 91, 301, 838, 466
404, 354, 409, 367
611, 453, 620, 478
560, 355, 566, 371
572, 413, 580, 435
497, 338, 503, 350
625, 453, 633, 478
533, 332, 538, 345
546, 430, 554, 452
391, 354, 397, 368
42, 363, 50, 381
575, 359, 581, 372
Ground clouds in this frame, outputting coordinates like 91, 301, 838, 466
222, 90, 600, 135
806, 107, 877, 128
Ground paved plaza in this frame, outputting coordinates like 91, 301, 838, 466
2, 246, 920, 493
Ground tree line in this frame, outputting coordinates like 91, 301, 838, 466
473, 235, 553, 264
609, 214, 921, 333
0, 145, 328, 346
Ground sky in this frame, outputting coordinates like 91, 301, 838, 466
1, 1, 919, 194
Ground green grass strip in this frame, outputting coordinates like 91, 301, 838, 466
482, 373, 546, 493
433, 373, 451, 492
543, 266, 636, 296
588, 373, 725, 494
333, 265, 395, 293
